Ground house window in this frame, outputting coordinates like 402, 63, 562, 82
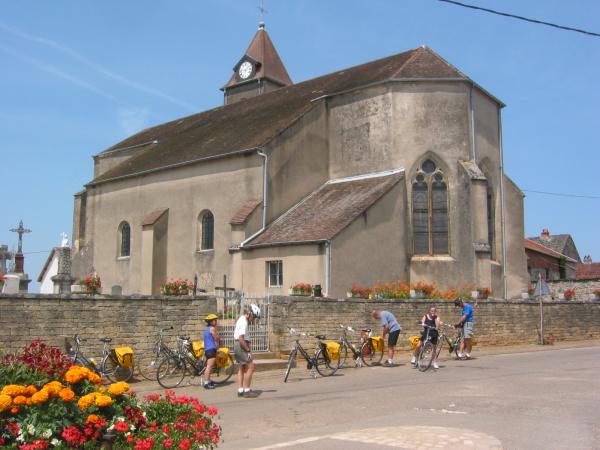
267, 261, 283, 287
411, 159, 449, 255
199, 211, 214, 250
118, 222, 131, 257
487, 186, 495, 259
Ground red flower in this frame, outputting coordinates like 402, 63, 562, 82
207, 406, 218, 416
178, 438, 191, 450
114, 421, 129, 433
164, 437, 173, 448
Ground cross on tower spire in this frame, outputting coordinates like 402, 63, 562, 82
257, 0, 267, 28
10, 220, 31, 254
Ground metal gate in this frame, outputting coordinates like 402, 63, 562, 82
217, 293, 270, 353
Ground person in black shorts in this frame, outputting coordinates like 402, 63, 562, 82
411, 306, 441, 369
372, 309, 402, 366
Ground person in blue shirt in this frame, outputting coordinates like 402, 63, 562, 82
454, 298, 474, 359
203, 313, 220, 389
372, 309, 401, 366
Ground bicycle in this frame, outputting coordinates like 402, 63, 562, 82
438, 322, 463, 360
283, 327, 338, 382
65, 335, 134, 383
156, 336, 235, 389
416, 323, 462, 371
136, 326, 176, 381
416, 324, 439, 372
337, 324, 385, 368
359, 328, 385, 367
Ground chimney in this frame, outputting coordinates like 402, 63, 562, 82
540, 228, 550, 240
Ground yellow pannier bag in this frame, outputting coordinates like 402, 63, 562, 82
114, 346, 134, 368
192, 341, 204, 358
216, 347, 232, 368
325, 342, 340, 361
408, 335, 421, 350
371, 336, 384, 352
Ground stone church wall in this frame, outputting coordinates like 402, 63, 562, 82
0, 294, 216, 355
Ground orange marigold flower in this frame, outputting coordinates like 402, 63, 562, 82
31, 389, 50, 405
26, 398, 33, 406
108, 382, 130, 396
94, 395, 112, 408
59, 388, 75, 402
87, 372, 102, 385
43, 381, 63, 398
64, 366, 90, 385
0, 394, 12, 412
77, 393, 98, 410
25, 385, 38, 396
10, 407, 19, 414
86, 414, 100, 424
1, 385, 28, 397
12, 396, 27, 406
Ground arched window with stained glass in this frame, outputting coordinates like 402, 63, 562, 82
411, 159, 449, 255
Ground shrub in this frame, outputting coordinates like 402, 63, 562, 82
1, 341, 72, 386
291, 283, 313, 295
161, 278, 194, 296
563, 288, 575, 300
79, 273, 101, 294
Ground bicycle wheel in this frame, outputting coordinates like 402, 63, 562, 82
360, 340, 383, 367
101, 354, 133, 383
156, 355, 187, 389
136, 349, 163, 381
417, 341, 434, 372
314, 348, 338, 377
283, 350, 297, 383
449, 336, 461, 359
338, 342, 349, 369
211, 354, 235, 384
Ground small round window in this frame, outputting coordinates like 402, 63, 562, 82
422, 159, 436, 174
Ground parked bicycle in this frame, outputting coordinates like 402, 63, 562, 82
65, 335, 134, 383
416, 324, 439, 371
137, 326, 176, 381
156, 336, 235, 389
337, 324, 385, 368
358, 327, 385, 367
416, 323, 462, 371
283, 327, 339, 382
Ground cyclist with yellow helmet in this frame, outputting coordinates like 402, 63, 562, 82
203, 313, 220, 389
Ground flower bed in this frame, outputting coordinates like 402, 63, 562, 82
1, 342, 221, 449
290, 283, 313, 296
79, 274, 101, 295
161, 279, 195, 296
346, 280, 476, 301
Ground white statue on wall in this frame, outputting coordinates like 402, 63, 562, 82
60, 232, 69, 248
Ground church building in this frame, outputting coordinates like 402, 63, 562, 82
72, 23, 528, 298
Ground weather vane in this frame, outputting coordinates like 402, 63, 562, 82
257, 0, 267, 27
9, 220, 31, 253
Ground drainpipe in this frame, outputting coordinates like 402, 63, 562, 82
240, 149, 268, 247
469, 84, 477, 160
325, 241, 331, 297
498, 110, 508, 299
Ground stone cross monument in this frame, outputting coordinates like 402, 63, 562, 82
0, 245, 12, 276
52, 232, 75, 294
8, 220, 32, 292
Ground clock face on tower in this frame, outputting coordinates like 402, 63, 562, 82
238, 61, 254, 80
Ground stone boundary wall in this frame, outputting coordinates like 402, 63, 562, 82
0, 294, 216, 356
545, 279, 600, 300
269, 296, 600, 354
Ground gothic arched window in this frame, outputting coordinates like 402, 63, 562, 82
118, 221, 131, 257
199, 211, 214, 250
412, 159, 449, 255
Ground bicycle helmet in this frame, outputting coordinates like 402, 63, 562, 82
249, 303, 261, 319
454, 298, 463, 307
205, 313, 218, 322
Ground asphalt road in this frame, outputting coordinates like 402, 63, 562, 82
134, 345, 600, 449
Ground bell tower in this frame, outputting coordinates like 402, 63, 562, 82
222, 22, 292, 105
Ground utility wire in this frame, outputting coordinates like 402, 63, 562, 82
438, 0, 600, 38
523, 189, 600, 200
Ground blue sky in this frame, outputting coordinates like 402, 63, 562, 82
1, 0, 599, 288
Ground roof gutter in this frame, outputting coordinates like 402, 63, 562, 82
242, 239, 329, 250
240, 149, 268, 248
86, 147, 258, 187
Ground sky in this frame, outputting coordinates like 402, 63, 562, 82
1, 0, 599, 289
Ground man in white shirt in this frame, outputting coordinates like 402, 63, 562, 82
233, 304, 261, 398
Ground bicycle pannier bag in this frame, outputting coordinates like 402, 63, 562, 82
371, 336, 384, 352
408, 335, 421, 350
325, 342, 341, 361
192, 341, 204, 358
216, 347, 231, 368
114, 346, 134, 367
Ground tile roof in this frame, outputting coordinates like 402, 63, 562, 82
528, 234, 571, 257
524, 239, 576, 262
245, 169, 404, 247
223, 25, 292, 89
89, 46, 473, 186
142, 208, 169, 226
230, 200, 262, 225
576, 262, 600, 280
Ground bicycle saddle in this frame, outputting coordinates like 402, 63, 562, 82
315, 335, 326, 340
361, 328, 372, 333
100, 337, 112, 343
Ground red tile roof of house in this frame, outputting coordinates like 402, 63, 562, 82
524, 239, 577, 262
230, 200, 262, 225
245, 169, 404, 247
576, 262, 600, 280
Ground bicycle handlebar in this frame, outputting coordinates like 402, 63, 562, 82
287, 327, 312, 338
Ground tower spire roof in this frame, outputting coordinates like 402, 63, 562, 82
223, 24, 292, 89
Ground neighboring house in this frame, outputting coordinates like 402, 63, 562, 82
38, 248, 59, 294
528, 229, 581, 264
525, 239, 577, 282
576, 259, 600, 280
71, 23, 528, 298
